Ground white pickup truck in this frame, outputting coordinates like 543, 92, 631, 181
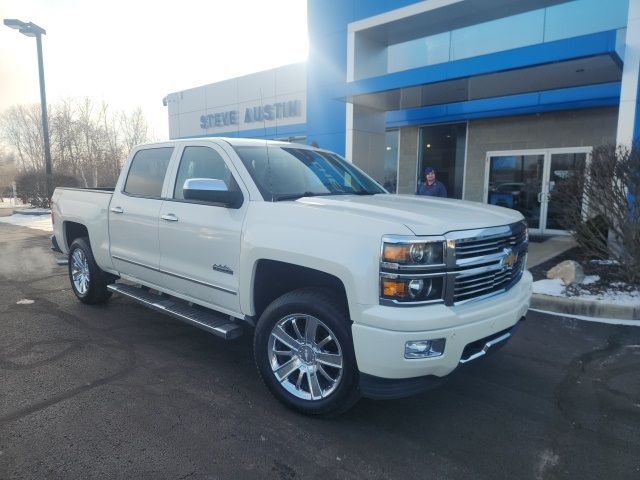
51, 138, 531, 416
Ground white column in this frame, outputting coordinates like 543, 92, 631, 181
345, 104, 386, 180
616, 0, 640, 146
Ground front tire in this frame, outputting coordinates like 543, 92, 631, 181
68, 237, 113, 304
254, 288, 360, 416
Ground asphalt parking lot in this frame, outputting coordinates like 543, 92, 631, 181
1, 224, 639, 480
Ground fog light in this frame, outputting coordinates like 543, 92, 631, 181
404, 338, 446, 359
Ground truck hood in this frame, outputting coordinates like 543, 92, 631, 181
297, 194, 523, 235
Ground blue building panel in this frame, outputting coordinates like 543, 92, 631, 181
385, 83, 621, 128
307, 0, 353, 37
635, 77, 640, 144
306, 28, 349, 152
353, 0, 419, 21
307, 0, 420, 37
340, 30, 618, 99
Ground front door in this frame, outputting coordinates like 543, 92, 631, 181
158, 143, 248, 316
485, 148, 591, 235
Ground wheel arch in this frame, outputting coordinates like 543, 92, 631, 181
251, 259, 350, 322
64, 221, 89, 250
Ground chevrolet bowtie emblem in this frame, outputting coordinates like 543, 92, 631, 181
502, 247, 518, 268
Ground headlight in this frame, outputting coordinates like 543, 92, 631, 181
380, 275, 444, 303
380, 236, 447, 305
382, 241, 444, 266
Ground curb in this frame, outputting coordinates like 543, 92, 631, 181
531, 293, 640, 321
12, 209, 50, 216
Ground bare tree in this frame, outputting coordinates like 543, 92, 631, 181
554, 144, 640, 284
1, 105, 45, 172
0, 98, 152, 191
0, 145, 19, 199
120, 107, 149, 152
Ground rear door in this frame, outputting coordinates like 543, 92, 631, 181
109, 146, 175, 286
157, 142, 249, 315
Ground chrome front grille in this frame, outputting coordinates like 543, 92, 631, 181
450, 222, 528, 304
453, 255, 526, 303
455, 229, 527, 259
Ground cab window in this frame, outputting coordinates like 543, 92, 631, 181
174, 146, 240, 200
124, 147, 173, 198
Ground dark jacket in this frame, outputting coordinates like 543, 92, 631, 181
417, 181, 447, 198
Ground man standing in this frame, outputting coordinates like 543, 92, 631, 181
417, 167, 447, 198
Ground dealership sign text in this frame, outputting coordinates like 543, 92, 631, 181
200, 100, 302, 129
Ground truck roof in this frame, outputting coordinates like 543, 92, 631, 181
135, 137, 317, 150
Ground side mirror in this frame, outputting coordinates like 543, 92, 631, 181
183, 178, 243, 208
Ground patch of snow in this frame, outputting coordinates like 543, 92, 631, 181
20, 208, 51, 214
582, 275, 600, 285
578, 289, 640, 307
0, 214, 52, 232
590, 259, 619, 266
534, 278, 640, 306
533, 278, 566, 296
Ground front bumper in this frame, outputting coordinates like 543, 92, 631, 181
351, 271, 532, 396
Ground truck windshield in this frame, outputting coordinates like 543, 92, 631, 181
233, 146, 386, 201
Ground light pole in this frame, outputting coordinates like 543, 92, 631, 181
4, 18, 53, 199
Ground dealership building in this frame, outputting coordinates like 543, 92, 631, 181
165, 0, 640, 235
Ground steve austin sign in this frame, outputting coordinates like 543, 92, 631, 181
199, 100, 302, 129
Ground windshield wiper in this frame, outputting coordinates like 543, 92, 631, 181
273, 192, 319, 201
351, 190, 377, 195
273, 190, 377, 201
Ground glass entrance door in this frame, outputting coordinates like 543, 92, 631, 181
487, 153, 545, 231
544, 151, 588, 234
485, 148, 591, 235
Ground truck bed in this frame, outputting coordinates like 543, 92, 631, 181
51, 187, 115, 270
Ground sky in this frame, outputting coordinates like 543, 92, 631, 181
0, 0, 308, 140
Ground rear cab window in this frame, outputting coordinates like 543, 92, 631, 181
124, 147, 174, 198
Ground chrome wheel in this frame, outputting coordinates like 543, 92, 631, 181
71, 248, 90, 295
268, 314, 344, 401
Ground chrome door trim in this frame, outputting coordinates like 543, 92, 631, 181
112, 255, 237, 295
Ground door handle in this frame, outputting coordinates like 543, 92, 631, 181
110, 206, 124, 214
161, 213, 179, 222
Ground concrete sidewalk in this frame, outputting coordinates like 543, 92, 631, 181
526, 235, 576, 269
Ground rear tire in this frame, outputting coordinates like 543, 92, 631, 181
68, 237, 113, 304
254, 288, 360, 417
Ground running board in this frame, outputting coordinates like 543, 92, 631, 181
107, 283, 243, 340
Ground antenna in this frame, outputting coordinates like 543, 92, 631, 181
260, 88, 273, 201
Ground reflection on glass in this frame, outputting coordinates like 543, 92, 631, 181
356, 0, 629, 79
388, 31, 450, 73
488, 155, 544, 229
451, 10, 545, 61
546, 153, 587, 230
382, 130, 399, 193
544, 0, 628, 42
